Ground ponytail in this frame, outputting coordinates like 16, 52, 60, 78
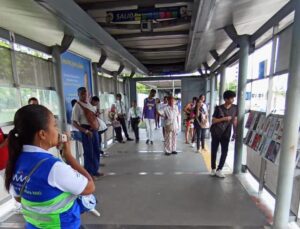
5, 128, 23, 191
4, 105, 51, 192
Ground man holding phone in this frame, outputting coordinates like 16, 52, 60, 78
210, 90, 237, 178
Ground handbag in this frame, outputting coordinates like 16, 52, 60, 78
78, 102, 100, 131
138, 121, 146, 129
210, 106, 230, 139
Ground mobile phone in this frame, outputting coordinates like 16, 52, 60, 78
58, 133, 68, 143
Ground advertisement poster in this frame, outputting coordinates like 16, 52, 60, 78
61, 51, 92, 123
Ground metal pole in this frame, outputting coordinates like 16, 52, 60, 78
233, 35, 250, 174
129, 79, 137, 105
259, 25, 279, 195
52, 46, 68, 131
219, 65, 226, 105
209, 74, 215, 124
274, 1, 300, 227
172, 80, 175, 96
113, 73, 118, 96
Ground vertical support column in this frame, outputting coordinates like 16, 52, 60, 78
92, 63, 100, 97
274, 1, 300, 227
113, 73, 118, 96
172, 80, 175, 96
233, 35, 249, 174
209, 74, 215, 124
52, 46, 68, 131
219, 65, 226, 105
129, 79, 137, 105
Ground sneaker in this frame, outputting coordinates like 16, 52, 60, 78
191, 143, 196, 148
216, 170, 226, 178
127, 137, 134, 141
171, 151, 178, 155
196, 149, 201, 153
146, 139, 149, 144
210, 169, 216, 176
165, 152, 171, 156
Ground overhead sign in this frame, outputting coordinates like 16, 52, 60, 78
61, 51, 92, 124
106, 6, 189, 23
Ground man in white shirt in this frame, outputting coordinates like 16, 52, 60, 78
128, 100, 142, 143
72, 87, 103, 180
115, 94, 133, 141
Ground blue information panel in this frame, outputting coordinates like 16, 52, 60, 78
61, 51, 92, 124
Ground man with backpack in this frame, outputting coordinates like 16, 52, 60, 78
210, 90, 237, 178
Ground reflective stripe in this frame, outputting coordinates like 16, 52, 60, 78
22, 194, 77, 214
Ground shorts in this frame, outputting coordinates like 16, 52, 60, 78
185, 119, 194, 128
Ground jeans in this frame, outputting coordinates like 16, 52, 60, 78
211, 137, 230, 171
195, 126, 206, 150
131, 117, 140, 140
81, 125, 100, 176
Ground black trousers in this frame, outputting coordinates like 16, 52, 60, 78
114, 126, 123, 142
195, 125, 206, 150
211, 137, 230, 170
118, 116, 130, 139
131, 117, 140, 140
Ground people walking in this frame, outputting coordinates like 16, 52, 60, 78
210, 90, 237, 178
142, 89, 157, 145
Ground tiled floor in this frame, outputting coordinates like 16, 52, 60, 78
0, 128, 268, 228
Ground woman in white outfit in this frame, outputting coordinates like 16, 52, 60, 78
161, 96, 179, 156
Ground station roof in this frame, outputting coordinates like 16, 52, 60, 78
0, 0, 293, 77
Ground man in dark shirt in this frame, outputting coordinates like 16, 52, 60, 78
210, 90, 237, 178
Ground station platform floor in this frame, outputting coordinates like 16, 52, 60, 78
0, 128, 269, 228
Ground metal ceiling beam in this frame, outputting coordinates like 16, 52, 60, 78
0, 27, 52, 54
128, 44, 187, 52
250, 0, 295, 44
60, 34, 74, 53
116, 64, 125, 75
97, 49, 107, 67
210, 42, 237, 72
78, 0, 194, 10
114, 31, 189, 40
185, 0, 217, 72
141, 58, 185, 64
35, 0, 149, 75
209, 50, 220, 62
224, 24, 240, 45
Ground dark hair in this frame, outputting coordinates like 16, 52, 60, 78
199, 94, 206, 102
192, 97, 197, 102
91, 96, 100, 102
116, 93, 122, 98
150, 89, 156, 94
28, 97, 38, 105
77, 87, 86, 95
223, 90, 236, 100
71, 99, 77, 107
5, 105, 51, 191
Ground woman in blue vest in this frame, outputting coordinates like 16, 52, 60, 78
5, 105, 95, 228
